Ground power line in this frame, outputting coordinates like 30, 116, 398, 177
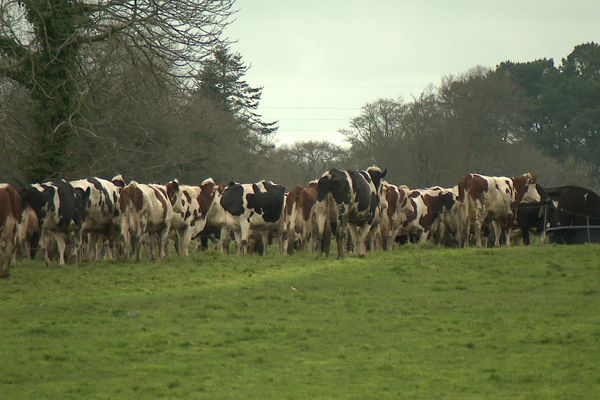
261, 106, 361, 110
262, 118, 350, 121
263, 84, 425, 89
277, 129, 346, 133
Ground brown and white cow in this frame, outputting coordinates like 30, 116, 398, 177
378, 182, 410, 250
397, 187, 447, 244
111, 174, 126, 189
426, 186, 469, 247
0, 184, 21, 277
189, 178, 227, 252
283, 181, 318, 254
458, 173, 541, 247
119, 181, 178, 261
165, 180, 203, 256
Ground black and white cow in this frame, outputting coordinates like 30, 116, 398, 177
515, 184, 555, 245
544, 186, 600, 227
19, 180, 90, 266
70, 177, 121, 260
201, 180, 286, 255
314, 166, 387, 258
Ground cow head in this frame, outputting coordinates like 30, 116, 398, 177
111, 174, 126, 189
199, 178, 218, 220
517, 173, 541, 204
73, 186, 91, 227
166, 179, 184, 213
366, 166, 387, 190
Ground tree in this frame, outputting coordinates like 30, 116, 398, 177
497, 43, 600, 172
0, 0, 234, 181
342, 98, 405, 171
195, 44, 277, 154
263, 140, 348, 187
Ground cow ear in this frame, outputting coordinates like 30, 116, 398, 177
382, 169, 387, 179
84, 187, 91, 199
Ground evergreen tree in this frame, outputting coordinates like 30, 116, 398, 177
196, 45, 277, 153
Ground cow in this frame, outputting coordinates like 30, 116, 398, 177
111, 174, 126, 189
314, 166, 387, 258
195, 179, 286, 255
378, 181, 410, 250
458, 173, 541, 247
428, 186, 469, 247
283, 181, 318, 254
187, 178, 227, 252
16, 206, 39, 259
214, 180, 286, 255
0, 184, 21, 277
396, 187, 448, 244
544, 186, 600, 227
118, 181, 179, 261
515, 184, 554, 245
70, 177, 121, 261
19, 180, 90, 266
165, 180, 203, 257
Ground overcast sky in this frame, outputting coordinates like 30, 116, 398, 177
225, 0, 600, 147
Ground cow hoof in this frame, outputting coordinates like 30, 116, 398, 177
0, 273, 10, 279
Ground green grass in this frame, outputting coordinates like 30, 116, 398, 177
1, 245, 600, 399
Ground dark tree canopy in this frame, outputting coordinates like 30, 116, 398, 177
196, 44, 278, 153
0, 0, 234, 181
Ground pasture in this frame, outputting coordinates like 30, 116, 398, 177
1, 245, 599, 399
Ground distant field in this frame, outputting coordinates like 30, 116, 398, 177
1, 245, 599, 399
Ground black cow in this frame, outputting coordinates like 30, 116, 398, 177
543, 186, 600, 227
20, 180, 90, 265
314, 166, 386, 258
515, 184, 557, 245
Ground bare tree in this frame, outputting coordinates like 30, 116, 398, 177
0, 0, 234, 181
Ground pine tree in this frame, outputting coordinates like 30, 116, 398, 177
196, 45, 277, 152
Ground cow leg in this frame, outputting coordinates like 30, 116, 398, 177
357, 224, 372, 257
474, 215, 483, 248
336, 221, 348, 259
160, 227, 171, 259
504, 227, 512, 247
220, 227, 232, 255
0, 225, 16, 277
53, 232, 67, 266
491, 220, 502, 247
148, 233, 158, 260
122, 231, 132, 261
419, 230, 430, 244
1, 245, 11, 278
239, 221, 251, 255
259, 231, 269, 256
179, 227, 192, 257
133, 234, 141, 262
284, 225, 293, 255
39, 230, 54, 266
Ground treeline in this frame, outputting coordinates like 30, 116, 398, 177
1, 2, 598, 192
269, 43, 600, 191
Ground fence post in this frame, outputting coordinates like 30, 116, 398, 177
587, 216, 591, 244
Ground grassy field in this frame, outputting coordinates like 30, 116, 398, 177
1, 245, 599, 399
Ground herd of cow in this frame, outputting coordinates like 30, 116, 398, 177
1, 166, 600, 277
